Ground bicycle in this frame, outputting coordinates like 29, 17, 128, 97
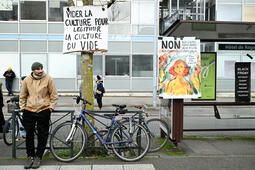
3, 98, 26, 145
49, 96, 150, 162
128, 105, 170, 152
3, 98, 55, 146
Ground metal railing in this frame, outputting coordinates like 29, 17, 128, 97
11, 109, 75, 158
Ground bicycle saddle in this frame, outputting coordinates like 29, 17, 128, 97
112, 104, 126, 109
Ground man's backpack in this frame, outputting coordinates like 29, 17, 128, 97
102, 87, 105, 93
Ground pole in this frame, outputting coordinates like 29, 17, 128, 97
153, 0, 159, 107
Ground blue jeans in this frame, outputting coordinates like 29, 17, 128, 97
5, 80, 13, 95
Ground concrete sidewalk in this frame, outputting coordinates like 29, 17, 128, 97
0, 136, 255, 170
0, 164, 156, 170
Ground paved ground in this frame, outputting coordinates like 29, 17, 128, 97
0, 95, 255, 170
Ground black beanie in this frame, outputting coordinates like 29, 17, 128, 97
97, 75, 101, 80
31, 62, 43, 70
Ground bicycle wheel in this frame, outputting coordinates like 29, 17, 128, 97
146, 118, 170, 152
50, 121, 87, 162
3, 117, 19, 145
111, 121, 150, 162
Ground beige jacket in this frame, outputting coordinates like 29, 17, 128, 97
19, 73, 58, 113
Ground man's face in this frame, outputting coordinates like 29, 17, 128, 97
33, 68, 43, 76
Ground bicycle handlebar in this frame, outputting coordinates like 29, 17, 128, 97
75, 96, 92, 106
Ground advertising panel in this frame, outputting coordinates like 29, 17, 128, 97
235, 62, 251, 102
196, 52, 216, 100
158, 37, 201, 99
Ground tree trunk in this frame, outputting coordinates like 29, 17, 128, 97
81, 0, 94, 139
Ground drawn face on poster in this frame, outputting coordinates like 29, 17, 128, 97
158, 37, 201, 99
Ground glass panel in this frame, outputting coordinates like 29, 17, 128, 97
132, 25, 154, 35
108, 1, 130, 23
105, 55, 129, 76
218, 0, 242, 3
77, 54, 102, 76
132, 42, 154, 53
49, 0, 69, 22
48, 23, 64, 33
0, 53, 19, 78
243, 6, 255, 22
48, 41, 63, 52
108, 41, 130, 53
20, 1, 46, 20
245, 0, 255, 3
217, 4, 242, 21
132, 55, 153, 77
217, 51, 240, 78
0, 0, 18, 21
104, 78, 130, 89
53, 78, 76, 90
108, 24, 131, 34
132, 2, 154, 24
0, 40, 18, 52
21, 40, 47, 52
20, 23, 47, 33
132, 78, 153, 90
93, 55, 102, 76
48, 53, 76, 78
0, 23, 18, 33
242, 52, 255, 79
21, 53, 47, 77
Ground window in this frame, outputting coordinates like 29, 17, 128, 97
243, 6, 255, 22
0, 53, 19, 78
77, 54, 102, 76
108, 1, 131, 23
132, 1, 154, 24
20, 0, 46, 20
21, 54, 47, 76
48, 53, 76, 78
132, 55, 153, 77
49, 0, 69, 22
0, 0, 18, 21
106, 55, 129, 76
217, 4, 241, 21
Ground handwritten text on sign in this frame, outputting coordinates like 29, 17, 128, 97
63, 6, 108, 53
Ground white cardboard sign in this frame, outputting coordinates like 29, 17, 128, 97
63, 6, 108, 53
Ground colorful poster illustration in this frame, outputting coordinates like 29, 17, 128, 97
198, 52, 216, 100
158, 37, 201, 99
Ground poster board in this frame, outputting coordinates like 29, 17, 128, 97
194, 52, 217, 100
63, 6, 108, 53
235, 62, 251, 102
158, 37, 201, 99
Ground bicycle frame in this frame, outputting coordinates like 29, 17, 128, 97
78, 109, 132, 147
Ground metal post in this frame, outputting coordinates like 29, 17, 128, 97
12, 110, 17, 158
172, 99, 183, 144
153, 0, 159, 107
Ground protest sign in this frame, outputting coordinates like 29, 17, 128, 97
158, 37, 201, 99
63, 6, 108, 53
0, 0, 13, 11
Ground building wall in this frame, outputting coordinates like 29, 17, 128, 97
0, 0, 155, 92
216, 0, 255, 93
1, 0, 255, 93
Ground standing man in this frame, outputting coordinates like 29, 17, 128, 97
3, 67, 16, 96
19, 62, 58, 169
